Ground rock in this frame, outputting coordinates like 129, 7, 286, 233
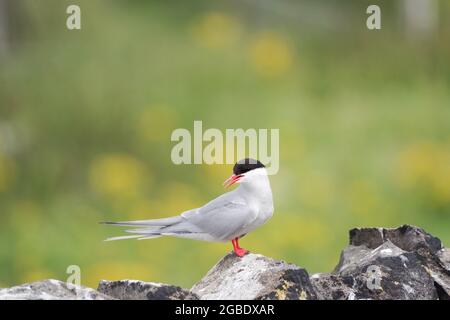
438, 248, 450, 271
349, 225, 442, 253
0, 279, 113, 300
98, 280, 198, 300
428, 267, 450, 300
1, 225, 447, 300
334, 241, 438, 299
424, 247, 450, 300
310, 273, 356, 300
333, 241, 402, 274
191, 252, 316, 300
312, 225, 449, 300
347, 225, 449, 300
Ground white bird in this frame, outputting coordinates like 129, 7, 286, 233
102, 158, 274, 257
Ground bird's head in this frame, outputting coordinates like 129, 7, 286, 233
223, 158, 267, 188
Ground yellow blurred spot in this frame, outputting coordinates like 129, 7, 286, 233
0, 154, 16, 192
281, 129, 306, 162
137, 106, 177, 142
397, 142, 437, 184
137, 237, 176, 264
396, 141, 450, 204
191, 12, 240, 49
249, 32, 293, 78
266, 215, 329, 253
298, 172, 334, 210
293, 217, 329, 251
347, 180, 380, 218
10, 200, 42, 231
89, 154, 150, 198
15, 253, 45, 279
153, 182, 202, 215
22, 270, 55, 284
128, 198, 154, 221
11, 201, 46, 277
118, 181, 202, 228
85, 261, 155, 288
202, 163, 232, 185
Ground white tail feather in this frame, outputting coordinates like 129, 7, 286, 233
104, 235, 144, 241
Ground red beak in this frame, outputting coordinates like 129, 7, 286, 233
223, 174, 243, 188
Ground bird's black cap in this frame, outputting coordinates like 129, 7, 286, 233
233, 158, 265, 175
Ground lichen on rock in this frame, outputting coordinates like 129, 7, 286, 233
1, 225, 448, 300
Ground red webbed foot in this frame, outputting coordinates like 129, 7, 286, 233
231, 238, 250, 257
233, 247, 249, 257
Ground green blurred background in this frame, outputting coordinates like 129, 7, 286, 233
0, 0, 449, 289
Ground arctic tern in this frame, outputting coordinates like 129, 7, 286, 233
102, 158, 274, 257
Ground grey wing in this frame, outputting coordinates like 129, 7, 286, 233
181, 190, 255, 241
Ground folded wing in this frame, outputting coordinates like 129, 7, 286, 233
182, 190, 255, 241
102, 190, 255, 242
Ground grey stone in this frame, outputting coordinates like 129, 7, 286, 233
98, 280, 198, 300
423, 247, 450, 300
349, 225, 442, 253
312, 225, 449, 300
310, 273, 356, 300
0, 279, 114, 300
1, 225, 447, 300
333, 241, 438, 299
437, 248, 450, 271
191, 252, 316, 300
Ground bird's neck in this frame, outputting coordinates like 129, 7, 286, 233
239, 175, 273, 200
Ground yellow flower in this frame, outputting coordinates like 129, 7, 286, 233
89, 154, 149, 198
430, 164, 450, 203
202, 163, 232, 186
128, 198, 154, 221
397, 142, 436, 186
153, 182, 202, 215
347, 180, 380, 218
396, 141, 450, 204
137, 106, 177, 142
298, 172, 334, 211
249, 32, 293, 78
264, 215, 329, 253
191, 12, 240, 49
0, 154, 16, 192
22, 270, 55, 284
85, 261, 155, 288
10, 200, 42, 232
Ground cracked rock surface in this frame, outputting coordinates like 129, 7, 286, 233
0, 279, 113, 300
312, 225, 449, 300
191, 253, 316, 300
97, 280, 198, 300
1, 225, 448, 300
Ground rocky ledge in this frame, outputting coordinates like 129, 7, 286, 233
1, 225, 448, 300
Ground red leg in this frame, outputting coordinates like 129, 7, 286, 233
231, 238, 249, 257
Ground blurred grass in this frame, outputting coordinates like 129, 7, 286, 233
0, 0, 449, 288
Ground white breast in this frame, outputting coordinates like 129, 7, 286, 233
237, 196, 274, 238
230, 167, 274, 239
